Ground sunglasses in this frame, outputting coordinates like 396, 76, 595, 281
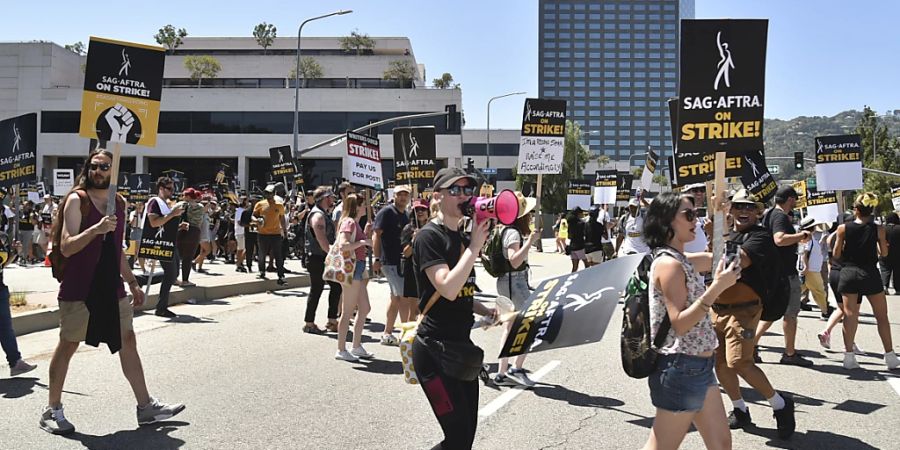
732, 203, 757, 211
679, 208, 697, 222
445, 184, 476, 197
90, 163, 111, 172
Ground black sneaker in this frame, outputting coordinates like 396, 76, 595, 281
821, 306, 836, 320
236, 265, 247, 273
257, 273, 267, 280
799, 302, 813, 312
753, 346, 762, 364
276, 278, 287, 286
773, 395, 796, 439
780, 353, 813, 367
727, 407, 753, 429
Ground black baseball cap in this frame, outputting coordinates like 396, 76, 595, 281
432, 167, 477, 190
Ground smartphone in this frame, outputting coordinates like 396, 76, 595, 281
725, 241, 740, 267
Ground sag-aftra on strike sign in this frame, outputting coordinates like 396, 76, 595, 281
677, 20, 768, 155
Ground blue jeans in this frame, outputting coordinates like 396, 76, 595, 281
648, 353, 717, 413
0, 284, 22, 366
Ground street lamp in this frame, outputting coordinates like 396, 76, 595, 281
486, 91, 526, 172
293, 9, 353, 159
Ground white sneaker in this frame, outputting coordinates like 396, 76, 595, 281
506, 368, 536, 388
843, 352, 861, 370
853, 343, 865, 355
334, 350, 359, 362
885, 352, 900, 370
379, 334, 399, 346
350, 346, 375, 359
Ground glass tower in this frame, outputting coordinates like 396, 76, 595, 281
538, 0, 695, 164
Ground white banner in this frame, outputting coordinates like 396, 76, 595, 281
566, 194, 591, 211
807, 202, 839, 225
593, 186, 616, 205
53, 169, 75, 196
517, 136, 565, 174
345, 132, 384, 189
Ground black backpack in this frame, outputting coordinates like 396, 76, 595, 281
757, 209, 790, 321
620, 248, 675, 379
239, 208, 252, 228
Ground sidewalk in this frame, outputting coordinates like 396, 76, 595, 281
8, 257, 310, 336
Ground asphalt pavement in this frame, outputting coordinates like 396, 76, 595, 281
1, 247, 898, 449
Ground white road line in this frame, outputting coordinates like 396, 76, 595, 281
478, 360, 561, 420
887, 376, 900, 398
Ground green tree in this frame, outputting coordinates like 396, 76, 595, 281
64, 41, 86, 55
339, 30, 375, 55
515, 120, 590, 214
154, 25, 188, 54
289, 57, 324, 87
432, 72, 454, 89
253, 22, 277, 54
858, 106, 900, 213
183, 55, 221, 87
383, 59, 417, 87
652, 174, 670, 188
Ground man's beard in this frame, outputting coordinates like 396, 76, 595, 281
86, 174, 110, 189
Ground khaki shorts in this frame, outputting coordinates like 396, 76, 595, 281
59, 298, 134, 343
713, 302, 761, 369
235, 233, 246, 251
585, 250, 605, 264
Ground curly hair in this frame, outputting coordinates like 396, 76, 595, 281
853, 192, 879, 217
643, 191, 693, 249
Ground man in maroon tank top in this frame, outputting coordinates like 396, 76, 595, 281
40, 149, 185, 436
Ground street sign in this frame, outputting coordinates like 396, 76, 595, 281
806, 177, 817, 191
481, 168, 498, 175
767, 164, 780, 174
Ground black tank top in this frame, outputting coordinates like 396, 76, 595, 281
842, 221, 878, 268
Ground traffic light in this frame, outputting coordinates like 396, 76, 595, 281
445, 104, 458, 132
794, 152, 804, 170
466, 157, 475, 171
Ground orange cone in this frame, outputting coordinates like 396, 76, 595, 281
44, 241, 52, 266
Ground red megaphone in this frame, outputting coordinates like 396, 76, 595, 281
468, 189, 520, 225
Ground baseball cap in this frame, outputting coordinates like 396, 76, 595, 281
394, 184, 412, 194
432, 167, 477, 190
412, 199, 429, 210
264, 184, 276, 193
730, 189, 764, 211
628, 198, 640, 207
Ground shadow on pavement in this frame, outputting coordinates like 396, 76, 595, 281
352, 359, 402, 375
63, 420, 189, 450
741, 426, 880, 450
532, 383, 626, 409
0, 376, 40, 399
270, 290, 307, 298
165, 315, 217, 324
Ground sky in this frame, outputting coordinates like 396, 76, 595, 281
2, 0, 899, 129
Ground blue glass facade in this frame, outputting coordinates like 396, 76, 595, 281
538, 0, 694, 163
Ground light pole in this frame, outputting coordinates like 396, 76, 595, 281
293, 9, 352, 160
486, 91, 526, 172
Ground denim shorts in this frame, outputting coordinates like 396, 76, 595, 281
382, 264, 404, 296
353, 260, 366, 281
648, 353, 717, 413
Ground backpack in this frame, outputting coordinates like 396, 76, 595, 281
756, 209, 790, 321
620, 248, 675, 379
49, 190, 124, 282
481, 226, 525, 277
239, 208, 252, 228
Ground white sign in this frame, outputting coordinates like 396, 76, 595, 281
517, 136, 565, 174
566, 194, 591, 211
593, 186, 616, 205
807, 202, 839, 225
345, 132, 384, 189
53, 169, 74, 195
766, 164, 780, 174
891, 186, 900, 211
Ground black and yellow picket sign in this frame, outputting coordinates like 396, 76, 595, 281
79, 37, 165, 147
793, 180, 808, 210
890, 185, 900, 211
807, 189, 838, 207
269, 146, 296, 177
568, 181, 592, 196
616, 172, 633, 203
0, 113, 37, 188
393, 126, 437, 191
594, 170, 617, 188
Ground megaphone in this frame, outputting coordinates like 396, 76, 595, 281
465, 189, 520, 225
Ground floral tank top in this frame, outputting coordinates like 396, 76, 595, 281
648, 247, 718, 355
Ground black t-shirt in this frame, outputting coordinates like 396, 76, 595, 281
567, 216, 585, 250
374, 204, 409, 266
887, 224, 900, 263
413, 221, 475, 341
19, 210, 34, 231
731, 225, 777, 298
765, 208, 797, 276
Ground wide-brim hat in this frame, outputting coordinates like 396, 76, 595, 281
799, 216, 820, 231
730, 188, 764, 211
433, 167, 477, 190
514, 191, 537, 218
682, 182, 706, 192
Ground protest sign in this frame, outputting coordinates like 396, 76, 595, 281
138, 213, 177, 262
806, 189, 839, 225
739, 150, 777, 203
129, 173, 151, 202
499, 254, 645, 357
593, 170, 617, 205
53, 169, 75, 196
117, 173, 131, 200
0, 113, 37, 188
393, 126, 437, 190
269, 145, 296, 177
793, 180, 807, 210
567, 181, 592, 211
345, 131, 384, 189
640, 149, 658, 191
79, 37, 165, 147
616, 172, 633, 205
814, 135, 863, 191
892, 185, 900, 211
677, 20, 768, 155
516, 98, 567, 175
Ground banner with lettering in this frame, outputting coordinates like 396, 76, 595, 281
79, 37, 165, 146
677, 20, 768, 155
117, 173, 131, 200
393, 126, 437, 190
806, 189, 839, 225
616, 172, 633, 205
892, 185, 900, 211
739, 150, 777, 203
516, 98, 567, 174
567, 181, 592, 211
814, 134, 863, 191
269, 145, 296, 177
0, 113, 38, 188
593, 170, 617, 205
640, 149, 658, 191
793, 180, 807, 210
345, 131, 384, 189
129, 173, 151, 202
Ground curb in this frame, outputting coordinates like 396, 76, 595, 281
12, 273, 311, 337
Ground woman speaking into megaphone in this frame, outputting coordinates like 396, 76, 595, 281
411, 167, 499, 450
